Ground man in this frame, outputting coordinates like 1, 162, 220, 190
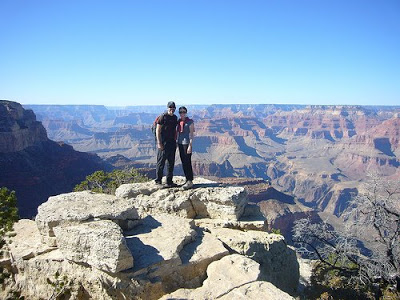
155, 101, 178, 187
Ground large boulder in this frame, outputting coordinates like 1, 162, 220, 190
190, 186, 248, 220
53, 220, 133, 273
161, 254, 262, 299
177, 230, 230, 288
123, 214, 230, 296
218, 281, 294, 300
133, 189, 197, 219
125, 214, 196, 271
211, 228, 299, 295
114, 181, 160, 199
6, 219, 55, 261
116, 177, 248, 221
35, 191, 140, 239
180, 231, 229, 265
6, 249, 144, 300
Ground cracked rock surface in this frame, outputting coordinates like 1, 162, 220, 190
2, 177, 300, 300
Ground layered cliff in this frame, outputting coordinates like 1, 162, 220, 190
0, 100, 48, 152
24, 104, 400, 218
0, 100, 110, 218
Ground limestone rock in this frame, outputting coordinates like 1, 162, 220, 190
190, 186, 248, 220
180, 231, 229, 265
218, 281, 294, 300
194, 218, 267, 232
125, 214, 196, 271
115, 181, 160, 199
211, 228, 299, 295
298, 257, 315, 293
4, 181, 302, 300
53, 220, 133, 273
115, 177, 217, 199
35, 191, 140, 238
124, 216, 231, 296
176, 230, 230, 288
116, 177, 248, 221
133, 189, 197, 219
161, 254, 261, 299
8, 249, 144, 300
6, 219, 55, 261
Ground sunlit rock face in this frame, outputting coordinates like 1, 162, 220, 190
0, 100, 48, 153
2, 177, 299, 300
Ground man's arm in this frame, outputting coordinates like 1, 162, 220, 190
156, 123, 163, 150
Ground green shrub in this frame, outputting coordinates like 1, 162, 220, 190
270, 228, 281, 235
0, 187, 18, 236
0, 187, 19, 286
74, 168, 149, 194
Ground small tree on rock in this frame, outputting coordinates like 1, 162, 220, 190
74, 168, 148, 194
0, 187, 19, 286
293, 174, 400, 299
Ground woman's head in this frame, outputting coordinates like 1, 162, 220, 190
179, 106, 187, 118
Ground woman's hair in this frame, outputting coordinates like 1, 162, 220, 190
178, 106, 187, 113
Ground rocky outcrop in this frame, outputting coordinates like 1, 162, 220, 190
125, 214, 196, 271
210, 228, 299, 294
217, 281, 294, 299
36, 191, 140, 238
161, 254, 294, 300
116, 177, 248, 221
53, 220, 133, 273
5, 219, 54, 261
2, 177, 300, 300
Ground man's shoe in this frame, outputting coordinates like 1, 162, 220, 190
164, 182, 178, 188
154, 180, 163, 187
182, 180, 193, 190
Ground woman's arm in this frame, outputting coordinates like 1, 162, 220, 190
187, 122, 195, 153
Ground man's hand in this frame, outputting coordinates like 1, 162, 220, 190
187, 145, 192, 154
158, 143, 164, 150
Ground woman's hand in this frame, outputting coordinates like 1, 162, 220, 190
187, 145, 192, 154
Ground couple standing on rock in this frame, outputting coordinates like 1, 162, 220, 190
155, 101, 195, 190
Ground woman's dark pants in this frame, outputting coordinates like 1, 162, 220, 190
178, 144, 194, 181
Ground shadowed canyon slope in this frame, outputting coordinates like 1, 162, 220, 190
26, 104, 400, 219
0, 101, 110, 218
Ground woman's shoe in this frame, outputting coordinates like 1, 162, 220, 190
182, 180, 193, 190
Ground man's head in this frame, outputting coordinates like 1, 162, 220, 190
167, 101, 176, 115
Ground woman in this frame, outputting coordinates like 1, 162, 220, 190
177, 106, 195, 189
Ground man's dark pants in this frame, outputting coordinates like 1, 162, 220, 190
156, 140, 176, 184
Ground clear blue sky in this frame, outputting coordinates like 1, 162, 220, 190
0, 0, 399, 106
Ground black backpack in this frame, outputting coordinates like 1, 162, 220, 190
151, 113, 166, 140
